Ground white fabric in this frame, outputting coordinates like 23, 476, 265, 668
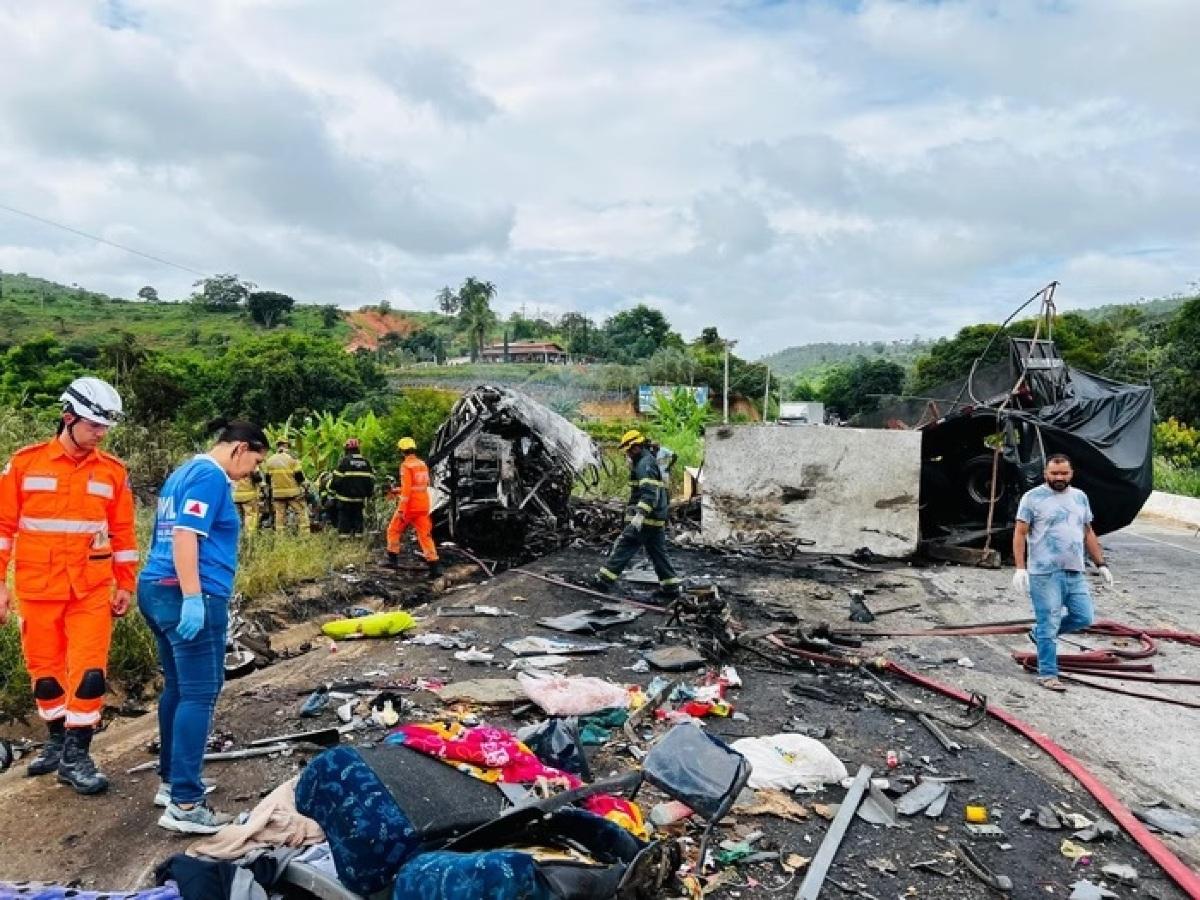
517, 672, 629, 716
731, 734, 849, 791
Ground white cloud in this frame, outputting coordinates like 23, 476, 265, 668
0, 0, 1197, 357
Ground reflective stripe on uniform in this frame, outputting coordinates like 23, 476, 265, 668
22, 476, 58, 492
18, 517, 106, 534
65, 709, 101, 727
637, 502, 652, 513
37, 704, 67, 721
0, 537, 11, 550
333, 495, 366, 502
86, 481, 114, 498
339, 471, 374, 478
625, 516, 665, 527
636, 478, 665, 487
113, 550, 140, 563
598, 568, 619, 581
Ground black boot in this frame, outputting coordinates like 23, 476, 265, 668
386, 551, 400, 570
427, 560, 443, 578
57, 727, 109, 795
26, 719, 66, 777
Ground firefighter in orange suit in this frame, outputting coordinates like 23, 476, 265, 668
0, 376, 138, 794
385, 437, 441, 576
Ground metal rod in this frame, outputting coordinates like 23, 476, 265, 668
795, 764, 874, 900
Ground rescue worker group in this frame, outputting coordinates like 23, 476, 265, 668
0, 377, 680, 806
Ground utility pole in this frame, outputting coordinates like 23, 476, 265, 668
723, 339, 737, 424
762, 365, 771, 424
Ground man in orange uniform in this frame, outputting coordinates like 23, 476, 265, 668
0, 376, 138, 794
385, 437, 441, 576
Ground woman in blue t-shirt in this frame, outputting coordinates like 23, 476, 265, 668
138, 419, 269, 834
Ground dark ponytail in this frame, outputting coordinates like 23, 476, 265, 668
206, 417, 269, 452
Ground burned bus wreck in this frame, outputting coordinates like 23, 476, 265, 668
425, 386, 607, 553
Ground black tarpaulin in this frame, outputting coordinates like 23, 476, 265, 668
1009, 368, 1154, 536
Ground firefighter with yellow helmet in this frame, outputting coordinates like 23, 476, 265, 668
596, 429, 680, 600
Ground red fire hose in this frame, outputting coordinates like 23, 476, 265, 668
885, 659, 1200, 898
761, 634, 1200, 897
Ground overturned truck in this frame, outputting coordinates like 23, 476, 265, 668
426, 385, 606, 553
704, 335, 1153, 559
865, 336, 1155, 552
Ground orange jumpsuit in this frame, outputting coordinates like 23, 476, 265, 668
0, 439, 138, 728
386, 455, 438, 563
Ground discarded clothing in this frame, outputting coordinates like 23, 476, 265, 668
295, 746, 421, 895
189, 777, 324, 860
321, 610, 415, 639
393, 851, 551, 900
156, 850, 297, 900
387, 722, 646, 838
0, 887, 179, 900
731, 734, 849, 791
517, 673, 631, 716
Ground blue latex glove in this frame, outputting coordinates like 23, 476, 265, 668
177, 593, 206, 641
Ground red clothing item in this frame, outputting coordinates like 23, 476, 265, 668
390, 723, 647, 837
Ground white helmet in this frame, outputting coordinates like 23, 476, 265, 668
60, 376, 124, 426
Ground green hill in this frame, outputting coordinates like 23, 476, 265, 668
760, 339, 930, 380
0, 272, 351, 351
1074, 294, 1187, 324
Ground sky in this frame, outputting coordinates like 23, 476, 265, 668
0, 0, 1197, 357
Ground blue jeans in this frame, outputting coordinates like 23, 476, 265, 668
1029, 571, 1094, 677
137, 577, 229, 805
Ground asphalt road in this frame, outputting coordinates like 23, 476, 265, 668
892, 514, 1200, 872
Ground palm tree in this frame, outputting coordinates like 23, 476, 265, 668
458, 278, 497, 361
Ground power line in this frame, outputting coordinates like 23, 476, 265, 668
0, 200, 211, 279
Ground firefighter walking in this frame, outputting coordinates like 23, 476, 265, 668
231, 468, 263, 533
0, 376, 139, 794
386, 438, 441, 575
262, 438, 309, 532
596, 430, 681, 600
330, 438, 375, 535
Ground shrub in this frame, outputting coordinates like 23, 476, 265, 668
1154, 417, 1200, 468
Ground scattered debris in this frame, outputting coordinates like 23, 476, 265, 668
1073, 819, 1120, 842
857, 783, 901, 828
730, 734, 848, 792
321, 610, 415, 639
1101, 862, 1138, 884
501, 635, 610, 656
895, 781, 950, 817
955, 842, 1013, 892
644, 646, 706, 672
732, 790, 810, 823
1133, 804, 1200, 837
517, 672, 631, 715
795, 765, 874, 900
1069, 880, 1119, 900
433, 678, 526, 705
538, 606, 645, 634
1060, 839, 1094, 866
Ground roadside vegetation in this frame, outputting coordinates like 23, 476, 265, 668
3, 270, 1200, 718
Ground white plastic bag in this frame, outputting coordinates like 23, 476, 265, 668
731, 734, 849, 791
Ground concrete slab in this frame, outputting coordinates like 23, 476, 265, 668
1140, 490, 1200, 529
700, 425, 923, 556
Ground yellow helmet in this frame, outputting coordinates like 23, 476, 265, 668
618, 429, 646, 450
397, 437, 417, 451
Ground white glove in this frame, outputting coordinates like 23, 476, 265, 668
1098, 565, 1113, 587
1012, 569, 1030, 593
628, 510, 645, 532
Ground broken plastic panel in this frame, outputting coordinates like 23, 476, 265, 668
642, 723, 751, 822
